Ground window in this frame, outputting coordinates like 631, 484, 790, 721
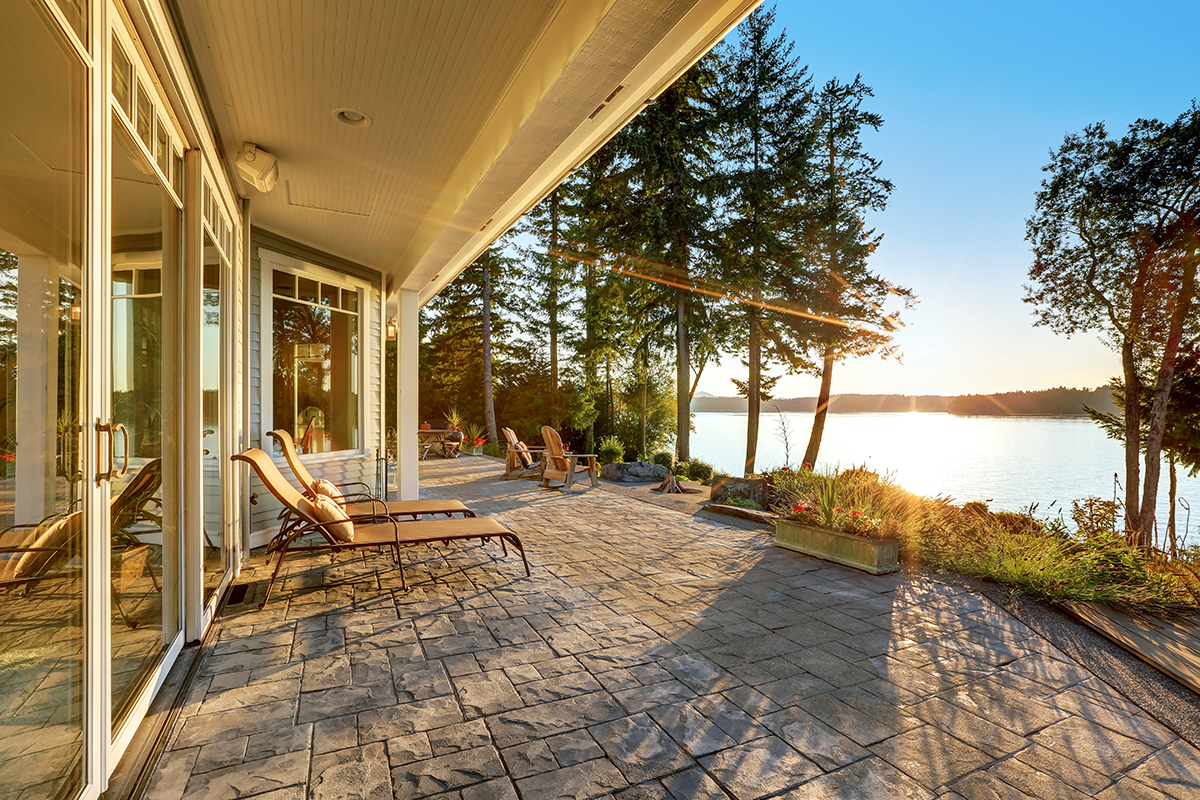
271, 268, 360, 453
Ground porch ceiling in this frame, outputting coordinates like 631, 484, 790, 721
172, 0, 758, 303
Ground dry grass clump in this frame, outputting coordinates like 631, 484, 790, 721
771, 465, 1199, 614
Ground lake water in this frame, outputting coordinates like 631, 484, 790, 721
692, 412, 1200, 545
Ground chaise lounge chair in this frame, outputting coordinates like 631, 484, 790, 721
540, 426, 598, 491
267, 429, 475, 520
233, 448, 529, 607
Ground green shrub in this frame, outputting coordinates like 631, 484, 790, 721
722, 497, 762, 510
687, 459, 714, 483
673, 460, 689, 476
597, 436, 625, 466
651, 451, 674, 469
482, 442, 505, 458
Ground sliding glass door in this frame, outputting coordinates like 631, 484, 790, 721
0, 2, 88, 798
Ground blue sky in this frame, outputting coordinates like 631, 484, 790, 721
696, 0, 1200, 398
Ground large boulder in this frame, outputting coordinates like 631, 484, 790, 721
600, 461, 671, 483
710, 476, 770, 507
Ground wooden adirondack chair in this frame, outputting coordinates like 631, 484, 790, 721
501, 427, 546, 479
539, 426, 598, 491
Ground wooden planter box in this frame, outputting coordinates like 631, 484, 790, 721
774, 519, 899, 575
465, 445, 483, 455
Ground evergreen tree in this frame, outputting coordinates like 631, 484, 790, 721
797, 76, 912, 468
714, 4, 814, 475
604, 55, 723, 461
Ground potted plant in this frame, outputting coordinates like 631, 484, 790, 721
463, 422, 486, 455
773, 479, 899, 574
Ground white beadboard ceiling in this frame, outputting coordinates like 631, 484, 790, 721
174, 0, 759, 302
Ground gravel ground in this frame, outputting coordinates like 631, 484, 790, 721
599, 479, 1200, 749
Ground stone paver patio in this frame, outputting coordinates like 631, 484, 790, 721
144, 457, 1200, 800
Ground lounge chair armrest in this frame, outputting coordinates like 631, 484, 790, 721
333, 480, 374, 495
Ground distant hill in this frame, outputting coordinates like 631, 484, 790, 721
692, 386, 1118, 417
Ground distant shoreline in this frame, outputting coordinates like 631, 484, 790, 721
691, 387, 1118, 417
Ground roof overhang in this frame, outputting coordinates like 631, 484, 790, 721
172, 0, 759, 304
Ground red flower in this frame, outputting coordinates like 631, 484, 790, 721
834, 508, 843, 513
802, 461, 811, 468
780, 466, 790, 471
851, 510, 863, 516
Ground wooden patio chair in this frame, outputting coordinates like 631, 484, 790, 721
540, 426, 598, 491
267, 429, 475, 520
501, 427, 546, 479
233, 448, 529, 607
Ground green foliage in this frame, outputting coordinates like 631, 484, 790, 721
687, 459, 714, 483
482, 442, 505, 458
774, 465, 1198, 613
673, 460, 689, 477
651, 451, 674, 469
597, 435, 625, 466
1071, 497, 1122, 539
722, 497, 762, 510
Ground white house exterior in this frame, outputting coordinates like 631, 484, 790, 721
0, 1, 758, 796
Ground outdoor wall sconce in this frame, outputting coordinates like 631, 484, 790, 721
386, 319, 396, 341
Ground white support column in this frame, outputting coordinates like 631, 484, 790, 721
395, 288, 420, 500
15, 255, 58, 523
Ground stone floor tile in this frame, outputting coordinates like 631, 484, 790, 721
1124, 739, 1200, 799
358, 696, 463, 743
797, 692, 905, 746
760, 704, 871, 771
428, 719, 492, 756
392, 745, 506, 800
392, 660, 454, 702
985, 757, 1093, 800
500, 739, 557, 778
590, 713, 694, 783
940, 680, 1070, 736
646, 701, 737, 757
546, 729, 605, 766
515, 758, 629, 800
314, 714, 358, 755
778, 756, 934, 800
659, 766, 728, 800
949, 770, 1038, 800
1032, 716, 1156, 776
1045, 690, 1177, 749
180, 750, 308, 800
454, 670, 524, 718
869, 725, 995, 791
192, 737, 249, 774
309, 742, 391, 800
143, 747, 199, 800
174, 698, 298, 749
460, 777, 519, 800
485, 691, 624, 748
1095, 778, 1176, 799
302, 654, 352, 693
698, 735, 821, 800
516, 670, 604, 705
1012, 744, 1114, 795
689, 694, 773, 744
613, 679, 696, 714
298, 680, 397, 724
910, 697, 1028, 758
386, 732, 433, 767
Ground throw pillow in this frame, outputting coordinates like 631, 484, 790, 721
311, 479, 344, 502
310, 495, 354, 542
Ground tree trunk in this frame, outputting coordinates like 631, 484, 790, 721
549, 189, 560, 427
745, 300, 760, 477
803, 343, 835, 467
1137, 259, 1197, 541
639, 349, 648, 454
1121, 256, 1151, 539
585, 259, 596, 455
605, 354, 613, 440
676, 291, 690, 461
1168, 455, 1178, 557
481, 265, 498, 447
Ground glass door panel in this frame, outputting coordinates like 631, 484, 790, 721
0, 2, 88, 798
110, 121, 180, 728
201, 234, 226, 601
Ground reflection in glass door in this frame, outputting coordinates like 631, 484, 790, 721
0, 2, 88, 798
201, 234, 226, 601
110, 120, 181, 728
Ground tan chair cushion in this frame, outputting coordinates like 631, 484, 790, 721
515, 442, 533, 469
311, 479, 344, 502
311, 495, 354, 542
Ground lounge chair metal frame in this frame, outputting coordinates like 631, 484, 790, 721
233, 448, 529, 608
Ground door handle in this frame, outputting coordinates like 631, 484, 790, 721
95, 419, 110, 486
112, 423, 129, 477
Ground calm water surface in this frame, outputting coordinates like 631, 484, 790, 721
692, 412, 1200, 543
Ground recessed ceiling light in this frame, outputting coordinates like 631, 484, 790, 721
333, 108, 372, 128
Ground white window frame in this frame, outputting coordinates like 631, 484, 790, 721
259, 249, 369, 460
